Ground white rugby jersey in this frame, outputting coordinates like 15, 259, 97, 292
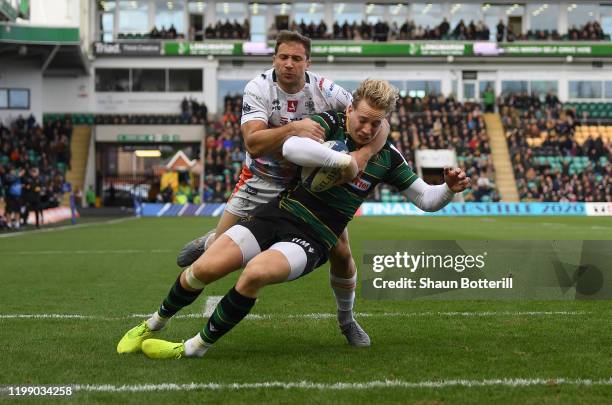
240, 68, 353, 186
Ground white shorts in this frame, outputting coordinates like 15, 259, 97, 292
225, 167, 286, 217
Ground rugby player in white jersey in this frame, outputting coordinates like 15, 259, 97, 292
175, 31, 389, 346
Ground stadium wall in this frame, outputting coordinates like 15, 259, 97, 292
0, 62, 42, 123
43, 75, 94, 113
69, 59, 612, 116
29, 0, 80, 27
92, 57, 218, 113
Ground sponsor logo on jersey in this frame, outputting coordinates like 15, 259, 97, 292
245, 185, 258, 195
242, 102, 252, 113
349, 176, 372, 192
287, 100, 298, 112
244, 91, 265, 103
318, 78, 325, 91
272, 98, 281, 111
305, 99, 315, 113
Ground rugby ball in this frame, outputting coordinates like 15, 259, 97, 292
300, 140, 349, 192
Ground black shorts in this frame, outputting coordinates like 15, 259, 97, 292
226, 201, 329, 281
5, 197, 21, 213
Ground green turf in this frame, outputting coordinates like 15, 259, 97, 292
1, 216, 611, 403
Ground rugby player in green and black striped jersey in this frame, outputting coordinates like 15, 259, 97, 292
280, 109, 419, 250
117, 79, 471, 359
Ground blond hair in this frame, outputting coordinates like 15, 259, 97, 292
352, 79, 398, 114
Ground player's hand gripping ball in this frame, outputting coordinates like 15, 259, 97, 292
300, 140, 349, 192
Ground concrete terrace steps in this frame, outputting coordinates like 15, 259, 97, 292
484, 113, 520, 202
61, 125, 91, 207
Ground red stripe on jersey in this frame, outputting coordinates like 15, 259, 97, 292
231, 166, 254, 198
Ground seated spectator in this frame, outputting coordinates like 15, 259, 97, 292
500, 92, 611, 202
200, 92, 500, 204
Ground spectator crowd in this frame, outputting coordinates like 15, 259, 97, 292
204, 19, 250, 40
500, 93, 611, 202
115, 15, 609, 43
495, 20, 606, 42
385, 94, 499, 202
0, 116, 72, 230
197, 91, 499, 203
264, 18, 607, 42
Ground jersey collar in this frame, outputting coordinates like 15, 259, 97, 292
271, 70, 310, 83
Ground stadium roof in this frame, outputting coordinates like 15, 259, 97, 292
0, 23, 88, 75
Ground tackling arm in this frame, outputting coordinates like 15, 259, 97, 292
282, 136, 352, 168
242, 118, 326, 158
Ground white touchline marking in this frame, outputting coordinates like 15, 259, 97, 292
5, 249, 173, 255
0, 217, 137, 238
0, 311, 589, 321
203, 296, 223, 317
1, 378, 611, 393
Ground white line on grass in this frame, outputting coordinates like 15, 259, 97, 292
203, 296, 223, 317
1, 378, 609, 393
0, 217, 137, 239
5, 249, 173, 255
0, 311, 589, 321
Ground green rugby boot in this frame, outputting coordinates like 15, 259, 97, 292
116, 321, 154, 354
142, 339, 185, 360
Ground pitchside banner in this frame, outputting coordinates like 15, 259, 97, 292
139, 202, 612, 217
359, 202, 589, 216
93, 42, 612, 57
362, 240, 612, 301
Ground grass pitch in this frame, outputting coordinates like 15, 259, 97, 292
1, 216, 612, 404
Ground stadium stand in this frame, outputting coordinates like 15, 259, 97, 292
198, 93, 499, 203
204, 19, 250, 40
84, 98, 207, 125
269, 18, 609, 43
117, 24, 184, 40
496, 20, 609, 42
500, 94, 611, 202
384, 95, 500, 202
270, 18, 490, 41
202, 94, 243, 203
0, 116, 72, 228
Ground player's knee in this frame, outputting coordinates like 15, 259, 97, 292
190, 253, 223, 283
182, 265, 206, 290
239, 262, 272, 290
191, 252, 233, 284
330, 239, 353, 265
329, 238, 356, 278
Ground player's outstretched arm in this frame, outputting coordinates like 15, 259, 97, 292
401, 168, 470, 212
242, 118, 325, 158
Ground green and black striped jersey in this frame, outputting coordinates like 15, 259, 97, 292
279, 110, 419, 249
